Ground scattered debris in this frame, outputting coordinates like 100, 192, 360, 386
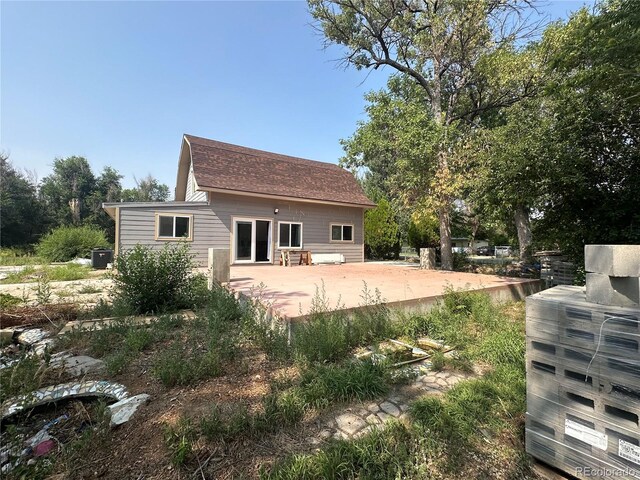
355, 337, 454, 368
17, 328, 50, 346
0, 303, 78, 328
32, 439, 56, 457
108, 394, 150, 426
1, 380, 129, 420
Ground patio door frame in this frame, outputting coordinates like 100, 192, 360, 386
231, 216, 273, 264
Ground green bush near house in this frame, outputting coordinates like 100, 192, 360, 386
36, 225, 109, 262
111, 242, 205, 315
364, 198, 401, 259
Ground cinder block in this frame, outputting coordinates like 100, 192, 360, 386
585, 245, 640, 277
586, 273, 640, 308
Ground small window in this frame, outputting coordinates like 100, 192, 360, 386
331, 224, 353, 242
278, 222, 302, 249
156, 214, 192, 240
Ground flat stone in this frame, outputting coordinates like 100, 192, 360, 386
52, 355, 105, 377
365, 414, 381, 425
366, 403, 379, 413
377, 411, 392, 423
108, 394, 150, 426
335, 412, 367, 436
379, 401, 401, 416
318, 429, 333, 440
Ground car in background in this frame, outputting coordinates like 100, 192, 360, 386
476, 245, 495, 256
495, 246, 515, 257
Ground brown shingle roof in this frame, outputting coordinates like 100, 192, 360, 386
184, 134, 375, 207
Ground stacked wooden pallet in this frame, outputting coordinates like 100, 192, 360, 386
526, 245, 640, 479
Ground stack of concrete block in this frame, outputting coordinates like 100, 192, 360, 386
526, 245, 640, 479
586, 245, 640, 308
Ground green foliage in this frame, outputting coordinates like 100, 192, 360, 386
297, 360, 389, 409
262, 422, 414, 480
153, 343, 222, 387
39, 156, 97, 225
121, 174, 170, 202
0, 292, 21, 309
164, 418, 197, 466
364, 198, 401, 259
34, 273, 52, 304
111, 242, 200, 314
0, 156, 48, 247
263, 294, 530, 479
452, 251, 469, 270
292, 303, 395, 364
0, 355, 49, 403
36, 225, 109, 262
407, 210, 439, 253
0, 263, 92, 284
0, 247, 43, 266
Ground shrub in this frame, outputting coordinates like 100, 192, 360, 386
111, 242, 199, 314
0, 292, 21, 308
407, 212, 439, 253
36, 225, 109, 262
364, 198, 401, 259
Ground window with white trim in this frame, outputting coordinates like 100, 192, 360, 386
157, 214, 192, 240
331, 224, 353, 242
278, 222, 302, 249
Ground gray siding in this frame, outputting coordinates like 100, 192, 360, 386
209, 192, 364, 264
117, 193, 365, 266
185, 161, 208, 202
118, 204, 218, 265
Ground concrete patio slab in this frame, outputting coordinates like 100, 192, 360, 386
230, 263, 542, 320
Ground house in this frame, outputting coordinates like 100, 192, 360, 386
103, 134, 375, 265
451, 237, 489, 254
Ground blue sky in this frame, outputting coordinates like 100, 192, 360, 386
2, 1, 594, 193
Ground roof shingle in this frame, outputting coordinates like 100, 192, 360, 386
185, 134, 375, 207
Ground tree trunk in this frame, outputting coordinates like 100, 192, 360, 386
69, 198, 81, 225
514, 206, 533, 262
439, 206, 453, 270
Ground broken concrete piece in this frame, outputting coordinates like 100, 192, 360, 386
51, 355, 105, 377
0, 329, 15, 346
586, 272, 640, 307
108, 394, 150, 426
31, 338, 57, 357
1, 380, 128, 420
17, 329, 49, 346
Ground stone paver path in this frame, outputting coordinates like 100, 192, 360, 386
312, 369, 470, 442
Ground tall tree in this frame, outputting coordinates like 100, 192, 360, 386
0, 154, 47, 247
534, 1, 640, 261
121, 175, 170, 202
310, 0, 541, 269
86, 166, 123, 243
40, 156, 96, 226
466, 98, 554, 260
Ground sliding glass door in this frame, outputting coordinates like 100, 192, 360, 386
233, 218, 272, 263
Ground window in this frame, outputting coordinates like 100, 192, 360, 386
278, 222, 302, 249
331, 224, 353, 242
156, 214, 192, 240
